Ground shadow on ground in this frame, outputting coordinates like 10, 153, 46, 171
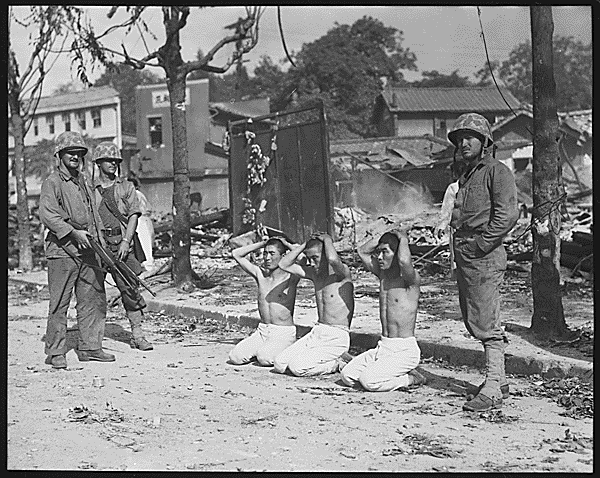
503, 322, 592, 363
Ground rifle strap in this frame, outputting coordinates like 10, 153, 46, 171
99, 185, 130, 227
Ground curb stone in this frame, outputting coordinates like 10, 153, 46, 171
7, 276, 592, 384
146, 299, 593, 384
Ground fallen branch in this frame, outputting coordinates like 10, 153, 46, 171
571, 253, 593, 278
154, 209, 229, 234
412, 242, 446, 266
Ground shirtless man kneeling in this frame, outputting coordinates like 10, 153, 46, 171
340, 229, 427, 391
228, 237, 300, 366
274, 232, 355, 376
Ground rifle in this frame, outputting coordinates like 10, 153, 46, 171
88, 236, 156, 297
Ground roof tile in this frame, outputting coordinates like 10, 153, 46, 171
382, 86, 521, 113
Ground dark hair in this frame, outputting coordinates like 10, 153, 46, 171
305, 238, 323, 250
378, 232, 399, 253
265, 238, 286, 254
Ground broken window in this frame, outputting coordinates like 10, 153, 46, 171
77, 111, 86, 130
149, 116, 163, 148
46, 115, 54, 135
62, 113, 71, 132
91, 108, 101, 128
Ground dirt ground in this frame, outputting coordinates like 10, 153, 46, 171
7, 276, 593, 472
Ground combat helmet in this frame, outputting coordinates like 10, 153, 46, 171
54, 131, 88, 156
92, 141, 122, 163
447, 112, 494, 148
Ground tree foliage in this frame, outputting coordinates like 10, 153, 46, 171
475, 35, 592, 111
410, 69, 474, 88
254, 16, 418, 139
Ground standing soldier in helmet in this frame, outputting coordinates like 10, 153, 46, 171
447, 113, 519, 412
39, 132, 114, 368
92, 141, 153, 351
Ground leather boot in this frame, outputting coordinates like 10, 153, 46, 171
77, 349, 116, 362
45, 354, 67, 369
463, 340, 505, 412
128, 310, 154, 351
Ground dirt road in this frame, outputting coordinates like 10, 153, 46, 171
7, 282, 593, 472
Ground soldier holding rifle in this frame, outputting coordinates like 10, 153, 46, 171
39, 132, 114, 368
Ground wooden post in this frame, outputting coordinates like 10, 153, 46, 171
529, 6, 572, 338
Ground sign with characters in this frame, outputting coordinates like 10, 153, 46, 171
152, 88, 191, 109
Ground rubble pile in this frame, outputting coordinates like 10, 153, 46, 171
153, 208, 231, 258
503, 201, 593, 277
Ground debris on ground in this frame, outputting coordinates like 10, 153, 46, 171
541, 428, 593, 455
519, 377, 593, 419
464, 409, 520, 424
383, 432, 462, 459
241, 414, 278, 427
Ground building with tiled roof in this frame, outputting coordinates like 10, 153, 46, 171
372, 86, 521, 140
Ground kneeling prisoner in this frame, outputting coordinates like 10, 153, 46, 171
341, 229, 426, 391
229, 237, 300, 366
274, 232, 355, 376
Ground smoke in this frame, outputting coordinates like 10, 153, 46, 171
355, 172, 435, 219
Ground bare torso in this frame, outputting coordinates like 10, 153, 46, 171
379, 273, 420, 338
256, 269, 299, 326
312, 272, 354, 328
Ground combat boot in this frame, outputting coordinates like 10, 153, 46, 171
77, 349, 116, 362
463, 339, 506, 412
45, 354, 67, 369
127, 309, 154, 351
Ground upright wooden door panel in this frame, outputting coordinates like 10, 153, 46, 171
228, 105, 333, 242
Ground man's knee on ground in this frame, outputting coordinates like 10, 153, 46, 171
228, 348, 251, 365
256, 350, 275, 366
358, 370, 391, 392
340, 368, 357, 386
272, 359, 287, 374
287, 357, 319, 376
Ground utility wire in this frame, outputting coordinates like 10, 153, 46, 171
277, 6, 296, 67
476, 6, 533, 138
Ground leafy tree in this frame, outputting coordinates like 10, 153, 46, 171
410, 69, 473, 88
269, 16, 418, 139
69, 6, 264, 290
94, 64, 162, 134
475, 35, 592, 111
53, 82, 83, 95
250, 55, 286, 102
8, 6, 82, 271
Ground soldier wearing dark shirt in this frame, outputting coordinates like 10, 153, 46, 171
448, 113, 519, 412
39, 132, 114, 369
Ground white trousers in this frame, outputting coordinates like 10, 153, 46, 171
341, 336, 421, 391
136, 215, 155, 269
273, 323, 350, 376
229, 323, 297, 366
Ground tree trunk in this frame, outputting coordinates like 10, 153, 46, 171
529, 6, 571, 338
9, 108, 34, 271
157, 10, 193, 292
166, 73, 193, 289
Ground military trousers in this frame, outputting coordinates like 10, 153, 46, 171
453, 235, 508, 344
104, 237, 146, 312
45, 254, 107, 355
